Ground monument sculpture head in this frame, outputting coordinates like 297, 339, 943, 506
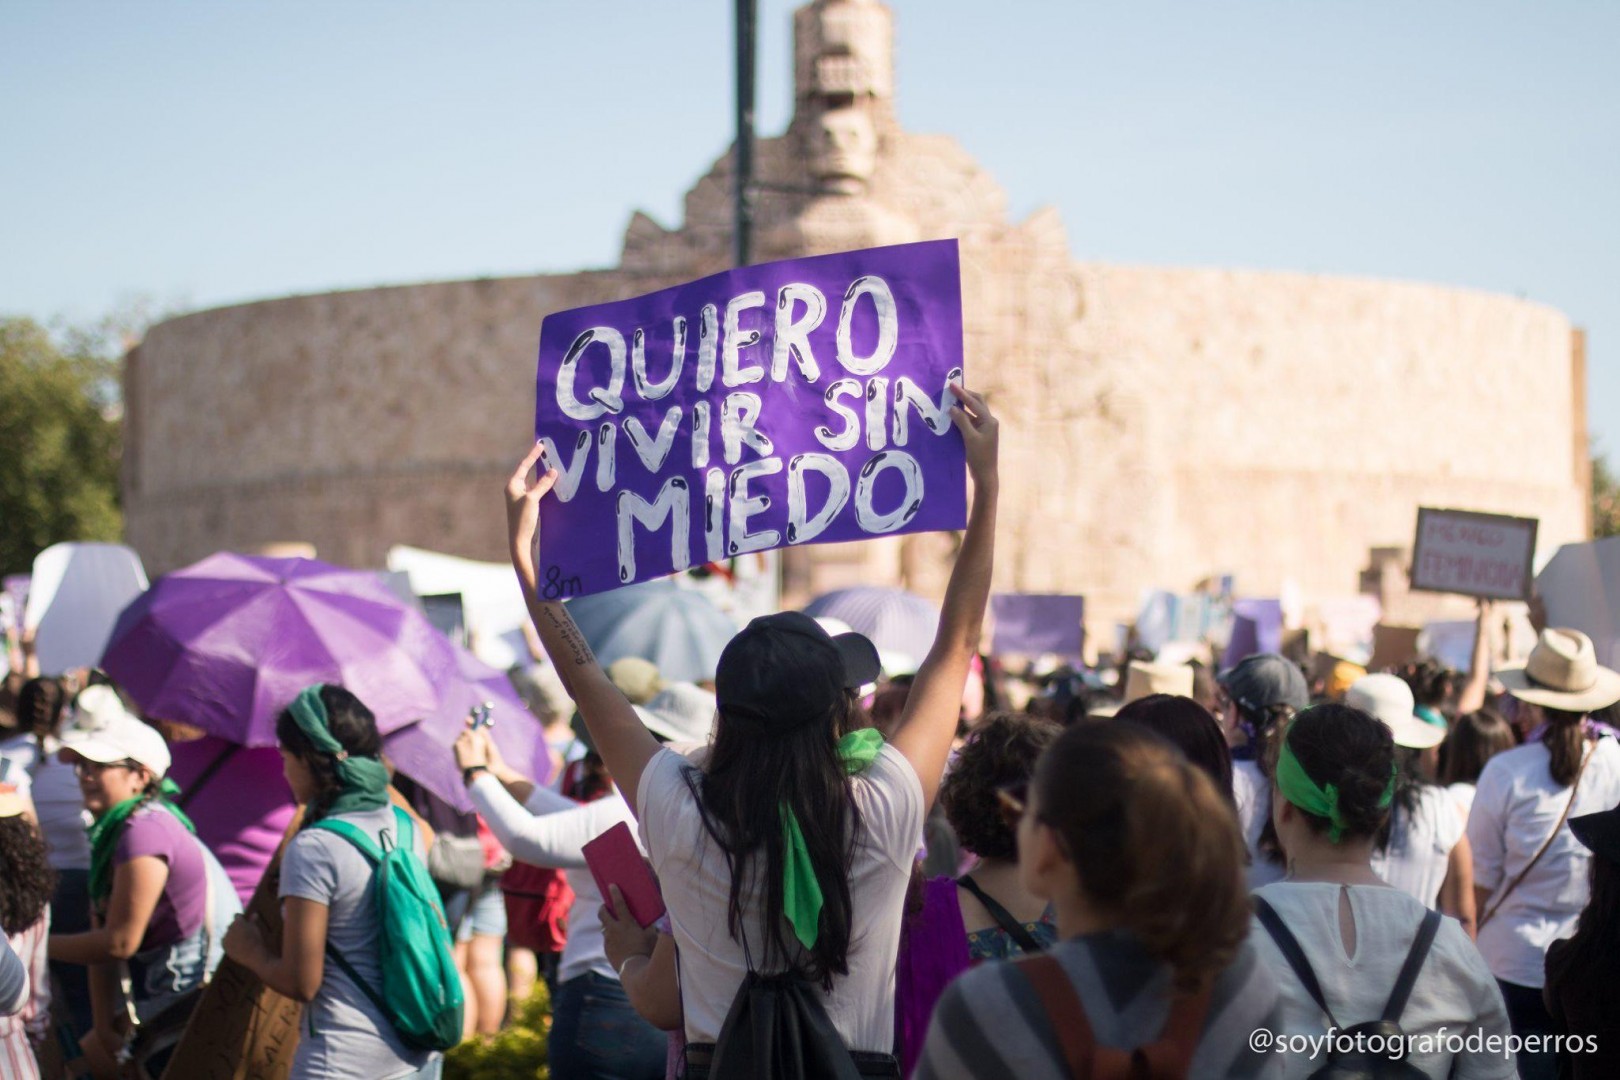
808, 107, 879, 193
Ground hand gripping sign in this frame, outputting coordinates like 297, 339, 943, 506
534, 239, 967, 598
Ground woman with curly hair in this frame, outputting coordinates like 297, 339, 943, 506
893, 712, 1060, 1074
918, 721, 1280, 1078
0, 785, 54, 1079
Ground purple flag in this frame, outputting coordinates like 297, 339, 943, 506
535, 240, 967, 598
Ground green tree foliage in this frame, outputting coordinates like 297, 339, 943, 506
1595, 444, 1620, 539
0, 317, 123, 575
445, 981, 550, 1079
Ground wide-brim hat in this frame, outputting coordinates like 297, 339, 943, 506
1496, 628, 1620, 714
1571, 803, 1620, 864
58, 684, 171, 777
1090, 660, 1194, 718
642, 683, 717, 746
1345, 673, 1444, 751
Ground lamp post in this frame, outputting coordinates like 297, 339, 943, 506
733, 0, 757, 269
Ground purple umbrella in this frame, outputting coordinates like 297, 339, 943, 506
101, 553, 459, 748
384, 645, 555, 812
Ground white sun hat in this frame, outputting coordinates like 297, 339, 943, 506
1345, 673, 1444, 751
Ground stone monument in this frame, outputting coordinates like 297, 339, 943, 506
123, 0, 1590, 640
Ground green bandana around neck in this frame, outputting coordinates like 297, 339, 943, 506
87, 778, 194, 908
287, 684, 390, 822
1275, 734, 1396, 844
781, 727, 885, 951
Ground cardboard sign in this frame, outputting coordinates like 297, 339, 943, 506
164, 836, 302, 1079
535, 239, 967, 598
1410, 508, 1538, 602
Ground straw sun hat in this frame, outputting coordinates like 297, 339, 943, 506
1496, 628, 1620, 714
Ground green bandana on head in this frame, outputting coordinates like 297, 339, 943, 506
87, 777, 195, 909
1275, 732, 1396, 843
287, 685, 390, 822
780, 727, 885, 951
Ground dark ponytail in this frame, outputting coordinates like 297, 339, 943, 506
1543, 706, 1591, 787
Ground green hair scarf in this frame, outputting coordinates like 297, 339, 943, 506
1275, 733, 1397, 843
780, 727, 885, 950
286, 684, 390, 822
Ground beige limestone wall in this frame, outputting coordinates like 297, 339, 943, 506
122, 269, 684, 572
124, 260, 1586, 644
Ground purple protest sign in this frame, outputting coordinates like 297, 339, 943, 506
534, 240, 966, 598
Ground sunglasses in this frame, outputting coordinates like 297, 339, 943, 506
995, 782, 1028, 831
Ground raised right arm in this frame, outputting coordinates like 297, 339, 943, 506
887, 384, 1000, 809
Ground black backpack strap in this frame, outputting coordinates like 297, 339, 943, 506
957, 875, 1043, 954
1252, 896, 1339, 1028
175, 742, 240, 809
324, 942, 389, 1020
1381, 909, 1443, 1023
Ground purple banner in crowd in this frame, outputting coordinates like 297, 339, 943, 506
534, 240, 966, 598
991, 594, 1086, 662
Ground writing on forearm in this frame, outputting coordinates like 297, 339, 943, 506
542, 604, 595, 668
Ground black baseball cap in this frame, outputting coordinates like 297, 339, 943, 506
715, 611, 881, 731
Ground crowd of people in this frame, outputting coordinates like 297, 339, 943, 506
0, 386, 1617, 1078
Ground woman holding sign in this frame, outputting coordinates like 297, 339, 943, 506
503, 382, 997, 1079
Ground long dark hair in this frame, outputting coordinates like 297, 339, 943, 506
17, 677, 67, 741
1438, 709, 1516, 786
0, 815, 55, 934
1375, 746, 1430, 854
1542, 705, 1592, 787
1548, 851, 1620, 989
274, 685, 383, 825
685, 690, 863, 989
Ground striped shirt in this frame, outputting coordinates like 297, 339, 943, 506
917, 930, 1283, 1079
1, 913, 49, 1080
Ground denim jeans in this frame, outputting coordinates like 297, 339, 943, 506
49, 869, 94, 1041
549, 972, 667, 1080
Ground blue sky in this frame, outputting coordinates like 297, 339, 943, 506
3, 1, 1615, 443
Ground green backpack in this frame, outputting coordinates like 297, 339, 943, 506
311, 806, 465, 1052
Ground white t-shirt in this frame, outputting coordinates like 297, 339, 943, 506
1234, 760, 1286, 888
1371, 785, 1465, 906
467, 773, 638, 984
1251, 882, 1513, 1080
637, 742, 923, 1053
1465, 735, 1620, 988
0, 735, 91, 871
1449, 782, 1477, 820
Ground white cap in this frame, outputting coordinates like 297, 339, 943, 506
59, 685, 172, 777
1345, 673, 1444, 750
